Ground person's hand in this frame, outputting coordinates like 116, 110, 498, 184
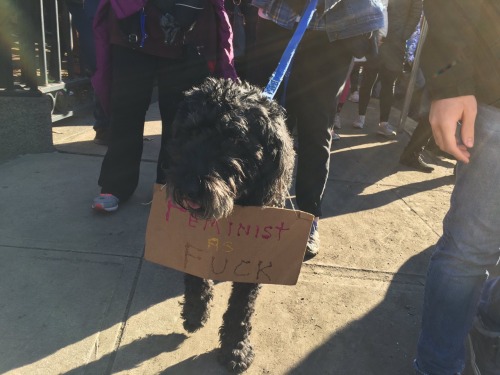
428, 95, 477, 163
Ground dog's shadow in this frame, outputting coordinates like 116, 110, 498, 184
160, 349, 233, 375
61, 333, 187, 375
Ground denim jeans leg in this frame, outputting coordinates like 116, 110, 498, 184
415, 103, 500, 374
478, 277, 500, 332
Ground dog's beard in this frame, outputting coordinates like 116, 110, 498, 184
168, 175, 236, 220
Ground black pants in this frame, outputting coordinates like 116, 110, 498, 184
401, 113, 433, 158
246, 19, 353, 217
358, 61, 399, 123
98, 45, 209, 201
349, 61, 364, 93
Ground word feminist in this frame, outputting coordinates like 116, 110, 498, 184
165, 199, 291, 241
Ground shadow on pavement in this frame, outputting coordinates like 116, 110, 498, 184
288, 246, 433, 374
62, 334, 187, 375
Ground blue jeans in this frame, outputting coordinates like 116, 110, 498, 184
414, 103, 500, 374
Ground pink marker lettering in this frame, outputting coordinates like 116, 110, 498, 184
165, 198, 187, 222
274, 221, 290, 240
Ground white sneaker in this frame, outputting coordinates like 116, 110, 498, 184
333, 114, 342, 129
352, 115, 365, 129
377, 122, 397, 137
349, 91, 359, 103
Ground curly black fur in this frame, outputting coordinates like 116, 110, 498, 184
164, 78, 295, 373
181, 274, 214, 332
217, 282, 261, 373
165, 77, 294, 220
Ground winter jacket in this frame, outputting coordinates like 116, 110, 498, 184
421, 0, 500, 108
378, 0, 422, 72
91, 0, 237, 114
385, 0, 421, 44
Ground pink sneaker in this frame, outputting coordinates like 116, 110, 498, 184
92, 194, 119, 212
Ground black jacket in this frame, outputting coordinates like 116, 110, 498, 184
386, 0, 422, 44
421, 0, 500, 108
379, 0, 422, 72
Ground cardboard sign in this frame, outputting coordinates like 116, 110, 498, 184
144, 184, 314, 285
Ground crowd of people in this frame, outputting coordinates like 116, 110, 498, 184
76, 0, 499, 373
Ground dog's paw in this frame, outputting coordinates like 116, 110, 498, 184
182, 316, 206, 333
180, 298, 211, 333
180, 306, 209, 332
181, 276, 213, 333
217, 339, 255, 374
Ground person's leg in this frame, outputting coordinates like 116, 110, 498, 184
348, 62, 362, 102
373, 66, 399, 137
478, 277, 500, 331
352, 61, 378, 129
92, 93, 110, 144
408, 87, 424, 121
284, 32, 351, 259
401, 115, 433, 156
357, 63, 378, 116
399, 114, 435, 172
97, 46, 156, 202
415, 103, 500, 374
286, 31, 352, 217
332, 73, 351, 131
378, 66, 399, 123
469, 275, 500, 375
353, 61, 378, 129
155, 46, 211, 184
350, 62, 361, 94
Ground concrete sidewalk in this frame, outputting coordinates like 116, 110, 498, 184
0, 99, 457, 375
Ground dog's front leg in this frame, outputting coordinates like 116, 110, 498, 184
181, 273, 214, 332
218, 282, 261, 373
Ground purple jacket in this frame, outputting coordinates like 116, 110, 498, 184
91, 0, 237, 114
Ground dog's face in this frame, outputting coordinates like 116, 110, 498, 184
164, 78, 294, 220
166, 131, 248, 220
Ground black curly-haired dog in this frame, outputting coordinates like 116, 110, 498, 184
164, 77, 295, 373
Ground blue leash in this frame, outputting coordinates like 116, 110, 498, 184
263, 0, 319, 100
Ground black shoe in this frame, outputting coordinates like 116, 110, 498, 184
468, 317, 500, 375
94, 128, 109, 145
304, 220, 320, 261
400, 152, 434, 173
